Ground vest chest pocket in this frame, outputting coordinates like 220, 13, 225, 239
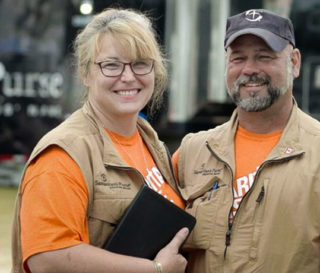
184, 182, 226, 250
88, 196, 133, 247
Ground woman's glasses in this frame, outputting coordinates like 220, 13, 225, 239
94, 58, 154, 77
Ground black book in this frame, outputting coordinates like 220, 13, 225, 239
103, 185, 196, 259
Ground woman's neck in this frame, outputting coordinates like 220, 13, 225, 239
89, 100, 138, 136
103, 116, 138, 136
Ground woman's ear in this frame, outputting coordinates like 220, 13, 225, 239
82, 72, 90, 88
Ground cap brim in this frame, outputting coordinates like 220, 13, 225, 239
225, 28, 289, 52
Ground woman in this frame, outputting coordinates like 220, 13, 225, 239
11, 8, 188, 273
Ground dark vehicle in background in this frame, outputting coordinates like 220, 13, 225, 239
1, 0, 319, 185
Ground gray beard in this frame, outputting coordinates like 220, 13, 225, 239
229, 74, 283, 112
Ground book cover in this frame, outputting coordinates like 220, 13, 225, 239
103, 185, 196, 259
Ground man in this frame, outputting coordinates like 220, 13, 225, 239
173, 9, 320, 273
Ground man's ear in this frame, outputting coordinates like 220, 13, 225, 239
291, 48, 301, 78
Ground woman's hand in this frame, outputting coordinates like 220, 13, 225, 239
154, 227, 189, 273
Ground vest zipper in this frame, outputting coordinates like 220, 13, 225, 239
205, 141, 235, 259
223, 166, 264, 258
223, 186, 264, 258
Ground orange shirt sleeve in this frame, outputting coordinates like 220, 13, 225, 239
171, 149, 180, 181
20, 145, 89, 266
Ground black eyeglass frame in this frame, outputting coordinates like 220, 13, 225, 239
94, 58, 155, 77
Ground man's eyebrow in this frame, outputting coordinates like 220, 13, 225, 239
255, 47, 274, 53
229, 47, 274, 55
229, 49, 241, 55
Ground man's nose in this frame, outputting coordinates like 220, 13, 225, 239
241, 59, 260, 76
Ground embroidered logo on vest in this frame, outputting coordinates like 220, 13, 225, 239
94, 173, 131, 189
193, 164, 222, 176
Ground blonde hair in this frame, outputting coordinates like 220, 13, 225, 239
73, 8, 167, 115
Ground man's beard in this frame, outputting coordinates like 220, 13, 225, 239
228, 74, 288, 112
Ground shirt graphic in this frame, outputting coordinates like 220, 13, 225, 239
145, 167, 164, 191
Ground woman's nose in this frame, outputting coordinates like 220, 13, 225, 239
120, 64, 136, 81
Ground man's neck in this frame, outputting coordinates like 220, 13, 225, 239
237, 95, 293, 134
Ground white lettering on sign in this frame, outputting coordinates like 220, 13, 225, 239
26, 104, 62, 118
0, 62, 64, 118
2, 71, 63, 99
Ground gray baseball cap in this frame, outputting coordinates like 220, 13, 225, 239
224, 9, 295, 52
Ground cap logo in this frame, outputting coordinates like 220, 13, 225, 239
245, 10, 263, 22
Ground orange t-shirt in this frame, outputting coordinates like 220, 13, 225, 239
232, 125, 282, 220
20, 129, 184, 267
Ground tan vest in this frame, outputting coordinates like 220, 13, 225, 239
11, 102, 179, 273
177, 103, 320, 273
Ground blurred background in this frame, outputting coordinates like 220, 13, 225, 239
1, 0, 320, 271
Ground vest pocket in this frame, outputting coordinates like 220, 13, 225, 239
184, 183, 224, 249
88, 197, 132, 247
